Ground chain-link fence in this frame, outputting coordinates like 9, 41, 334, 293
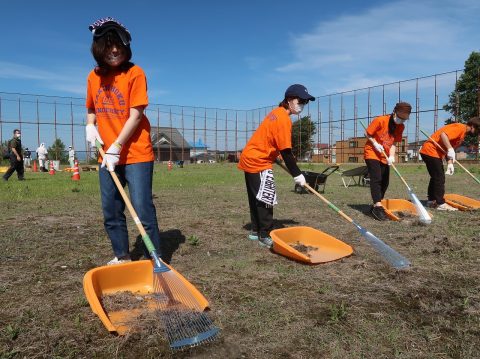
1, 69, 476, 165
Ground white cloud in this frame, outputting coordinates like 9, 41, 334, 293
276, 0, 480, 94
0, 61, 86, 96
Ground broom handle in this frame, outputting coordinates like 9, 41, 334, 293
96, 143, 161, 264
276, 161, 410, 269
359, 121, 412, 191
277, 162, 355, 223
420, 129, 480, 184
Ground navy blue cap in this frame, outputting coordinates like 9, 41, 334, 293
285, 84, 315, 101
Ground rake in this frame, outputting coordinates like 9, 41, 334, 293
97, 142, 219, 350
276, 161, 411, 270
420, 129, 480, 185
360, 121, 432, 225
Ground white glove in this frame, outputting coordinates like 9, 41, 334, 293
445, 163, 454, 175
387, 156, 395, 166
101, 142, 122, 172
372, 141, 384, 153
447, 148, 456, 162
293, 174, 306, 187
86, 124, 104, 148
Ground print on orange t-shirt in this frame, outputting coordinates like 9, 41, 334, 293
86, 65, 154, 165
420, 123, 467, 159
238, 107, 292, 173
364, 115, 404, 164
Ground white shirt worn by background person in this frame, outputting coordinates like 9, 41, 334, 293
36, 145, 48, 167
68, 149, 75, 168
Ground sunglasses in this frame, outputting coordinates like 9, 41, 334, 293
298, 98, 309, 105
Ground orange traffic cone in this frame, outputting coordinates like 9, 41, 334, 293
72, 160, 80, 181
49, 161, 55, 175
168, 161, 172, 171
33, 160, 38, 172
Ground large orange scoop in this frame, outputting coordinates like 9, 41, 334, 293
445, 193, 480, 211
83, 260, 210, 335
270, 226, 353, 264
381, 198, 433, 221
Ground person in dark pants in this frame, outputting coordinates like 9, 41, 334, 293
364, 103, 411, 220
238, 84, 315, 248
3, 129, 25, 181
419, 117, 480, 211
23, 147, 31, 168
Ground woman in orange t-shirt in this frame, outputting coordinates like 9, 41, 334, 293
364, 102, 410, 221
238, 84, 315, 248
419, 117, 480, 211
85, 17, 162, 265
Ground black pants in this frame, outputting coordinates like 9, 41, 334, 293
244, 172, 273, 238
365, 159, 390, 203
3, 156, 24, 180
421, 153, 445, 205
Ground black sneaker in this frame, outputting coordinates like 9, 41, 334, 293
371, 205, 388, 221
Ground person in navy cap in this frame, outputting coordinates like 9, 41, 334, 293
238, 84, 315, 248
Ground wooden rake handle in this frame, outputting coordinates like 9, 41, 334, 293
97, 146, 148, 238
276, 161, 353, 223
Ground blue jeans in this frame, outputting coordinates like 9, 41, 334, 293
99, 161, 161, 259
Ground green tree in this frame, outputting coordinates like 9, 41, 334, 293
443, 51, 480, 147
48, 138, 68, 163
292, 115, 316, 160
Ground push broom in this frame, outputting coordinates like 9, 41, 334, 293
360, 121, 432, 225
276, 161, 411, 270
420, 129, 480, 185
97, 142, 219, 350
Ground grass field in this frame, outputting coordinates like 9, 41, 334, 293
1, 162, 479, 358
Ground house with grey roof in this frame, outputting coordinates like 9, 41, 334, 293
150, 127, 191, 162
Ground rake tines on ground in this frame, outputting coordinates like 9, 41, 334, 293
151, 269, 219, 350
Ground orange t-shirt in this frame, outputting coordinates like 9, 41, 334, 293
86, 65, 154, 164
364, 114, 404, 164
420, 123, 467, 159
238, 107, 292, 173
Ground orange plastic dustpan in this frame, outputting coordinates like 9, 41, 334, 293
270, 226, 353, 264
445, 193, 480, 211
83, 260, 210, 335
381, 198, 433, 221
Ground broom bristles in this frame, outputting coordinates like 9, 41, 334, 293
153, 271, 219, 350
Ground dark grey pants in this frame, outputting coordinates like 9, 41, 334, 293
365, 159, 390, 203
421, 153, 446, 205
244, 172, 273, 239
3, 156, 24, 180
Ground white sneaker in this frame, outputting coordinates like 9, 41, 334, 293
107, 257, 132, 265
436, 203, 458, 211
259, 236, 273, 249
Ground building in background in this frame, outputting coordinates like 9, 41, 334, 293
336, 136, 408, 164
150, 127, 191, 162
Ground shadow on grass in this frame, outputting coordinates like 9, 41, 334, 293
131, 229, 185, 264
242, 218, 300, 232
346, 203, 372, 218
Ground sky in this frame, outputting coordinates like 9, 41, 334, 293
0, 0, 479, 110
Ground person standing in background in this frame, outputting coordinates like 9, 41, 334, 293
68, 146, 75, 168
36, 143, 49, 172
23, 147, 31, 168
3, 129, 25, 181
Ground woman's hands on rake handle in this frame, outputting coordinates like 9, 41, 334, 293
372, 141, 384, 153
294, 174, 306, 186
